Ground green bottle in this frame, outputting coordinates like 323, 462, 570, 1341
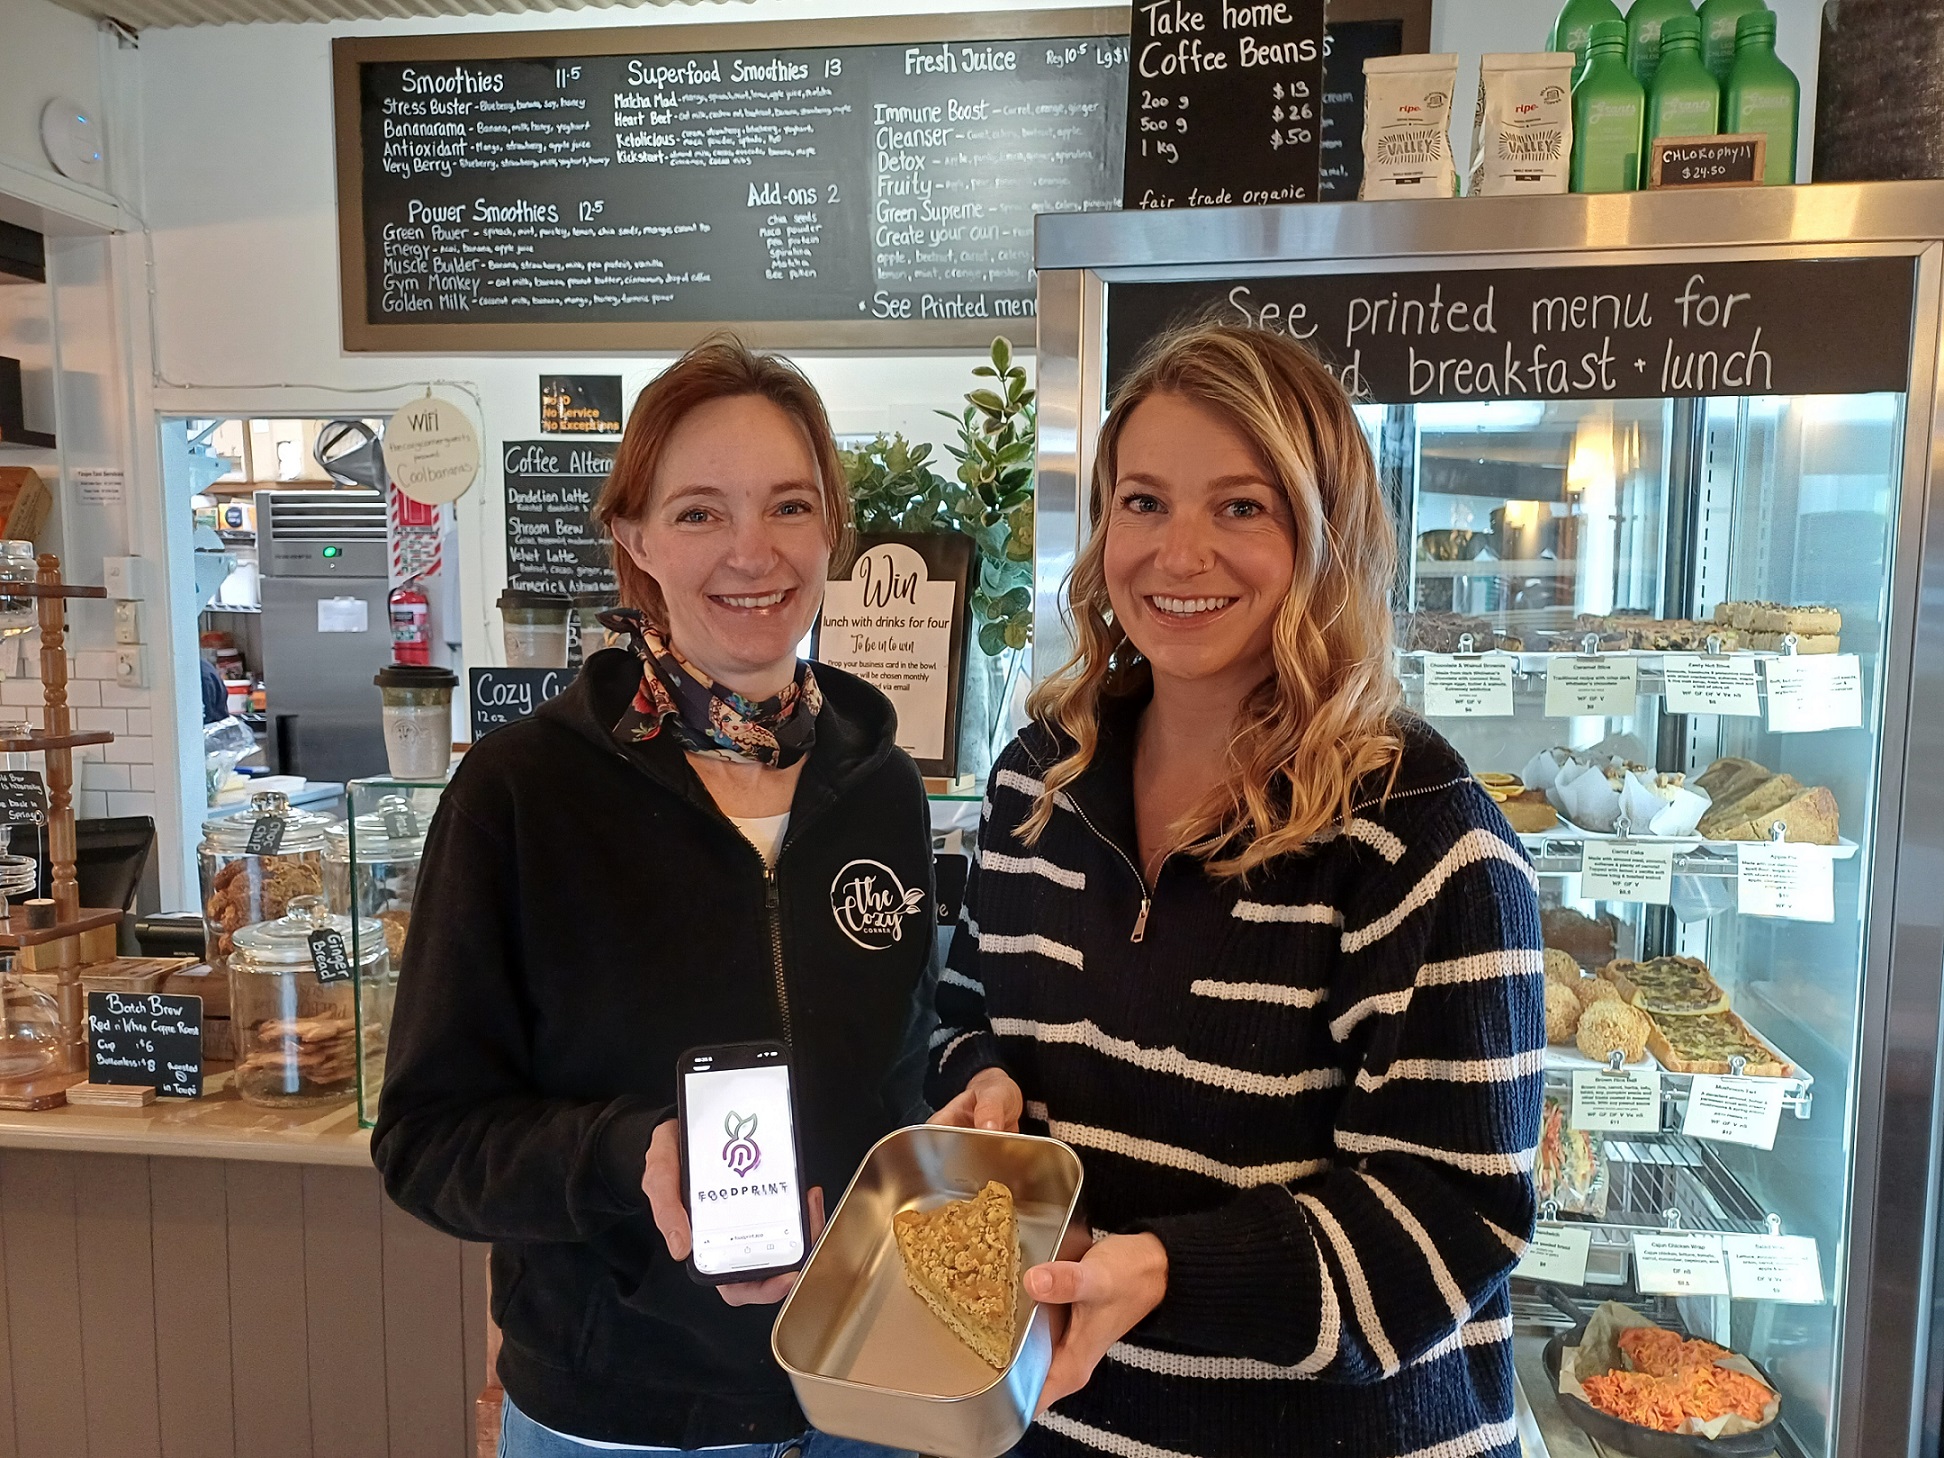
1626, 0, 1697, 85
1550, 0, 1625, 66
1647, 13, 1720, 143
1572, 19, 1646, 191
1724, 9, 1798, 184
1698, 0, 1767, 81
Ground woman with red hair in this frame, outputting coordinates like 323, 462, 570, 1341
376, 338, 931, 1458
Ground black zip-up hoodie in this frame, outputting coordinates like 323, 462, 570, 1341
371, 647, 936, 1448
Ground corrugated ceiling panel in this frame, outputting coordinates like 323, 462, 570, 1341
45, 0, 714, 28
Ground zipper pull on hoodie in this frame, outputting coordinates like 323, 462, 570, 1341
1132, 896, 1151, 943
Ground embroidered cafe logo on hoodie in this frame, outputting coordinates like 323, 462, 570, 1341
831, 859, 925, 950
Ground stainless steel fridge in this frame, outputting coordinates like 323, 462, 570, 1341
1034, 181, 1944, 1458
256, 488, 391, 783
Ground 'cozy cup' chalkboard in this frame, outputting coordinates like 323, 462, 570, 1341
470, 667, 574, 738
88, 992, 204, 1099
334, 11, 1127, 350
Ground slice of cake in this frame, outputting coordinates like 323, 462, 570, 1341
892, 1180, 1020, 1369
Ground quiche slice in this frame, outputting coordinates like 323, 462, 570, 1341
892, 1180, 1021, 1369
1602, 956, 1730, 1017
1645, 1010, 1794, 1078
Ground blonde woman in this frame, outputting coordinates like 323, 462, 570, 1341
929, 323, 1543, 1458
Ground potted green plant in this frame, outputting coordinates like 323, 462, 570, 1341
837, 337, 1035, 779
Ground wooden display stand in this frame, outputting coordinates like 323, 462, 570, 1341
0, 556, 122, 1110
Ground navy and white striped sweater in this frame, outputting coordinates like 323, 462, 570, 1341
926, 700, 1544, 1458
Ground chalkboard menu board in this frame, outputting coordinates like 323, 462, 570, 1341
504, 439, 619, 597
1106, 257, 1919, 404
88, 992, 203, 1099
334, 11, 1127, 351
1122, 0, 1326, 210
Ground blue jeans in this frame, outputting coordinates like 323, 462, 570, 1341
498, 1395, 913, 1458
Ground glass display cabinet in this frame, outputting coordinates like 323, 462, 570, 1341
1035, 182, 1944, 1458
336, 775, 443, 1127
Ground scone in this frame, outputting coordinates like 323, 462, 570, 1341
893, 1180, 1021, 1369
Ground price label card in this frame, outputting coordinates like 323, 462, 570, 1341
1737, 842, 1836, 923
1421, 655, 1516, 717
1683, 1074, 1788, 1150
1571, 1068, 1663, 1132
1545, 655, 1640, 717
1581, 839, 1676, 905
1662, 654, 1762, 716
309, 929, 354, 985
1513, 1223, 1593, 1285
1765, 654, 1863, 734
1632, 1230, 1730, 1297
1723, 1234, 1825, 1304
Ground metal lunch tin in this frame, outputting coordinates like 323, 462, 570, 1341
772, 1126, 1084, 1458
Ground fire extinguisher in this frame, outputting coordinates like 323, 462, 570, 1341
388, 579, 432, 666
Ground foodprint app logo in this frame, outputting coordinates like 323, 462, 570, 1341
831, 859, 926, 950
722, 1111, 761, 1179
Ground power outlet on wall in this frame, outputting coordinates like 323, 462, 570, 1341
113, 601, 140, 644
114, 646, 144, 689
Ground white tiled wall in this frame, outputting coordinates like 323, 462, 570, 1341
0, 631, 158, 825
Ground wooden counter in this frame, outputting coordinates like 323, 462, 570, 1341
0, 1071, 371, 1166
0, 1083, 481, 1458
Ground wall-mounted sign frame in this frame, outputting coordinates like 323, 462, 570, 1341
333, 9, 1127, 352
813, 533, 974, 778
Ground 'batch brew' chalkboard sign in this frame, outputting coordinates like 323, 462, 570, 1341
334, 12, 1127, 350
1122, 0, 1328, 210
1106, 257, 1918, 403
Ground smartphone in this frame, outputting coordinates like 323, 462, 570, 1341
676, 1041, 811, 1285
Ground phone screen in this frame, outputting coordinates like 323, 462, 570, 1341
682, 1060, 806, 1277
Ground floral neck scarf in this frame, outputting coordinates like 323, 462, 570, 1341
600, 610, 821, 769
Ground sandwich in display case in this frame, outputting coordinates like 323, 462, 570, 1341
1034, 182, 1944, 1458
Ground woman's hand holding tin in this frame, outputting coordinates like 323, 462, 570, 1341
927, 1066, 1024, 1133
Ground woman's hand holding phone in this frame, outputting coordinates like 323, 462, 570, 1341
928, 1066, 1024, 1132
641, 1120, 825, 1306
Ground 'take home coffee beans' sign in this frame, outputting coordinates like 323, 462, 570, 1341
1106, 256, 1919, 403
1123, 0, 1327, 210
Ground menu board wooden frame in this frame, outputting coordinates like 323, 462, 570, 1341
333, 8, 1129, 353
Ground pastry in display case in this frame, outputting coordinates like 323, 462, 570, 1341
1037, 189, 1944, 1455
341, 776, 445, 1127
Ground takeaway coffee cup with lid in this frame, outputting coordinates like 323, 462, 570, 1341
497, 589, 572, 668
373, 664, 457, 780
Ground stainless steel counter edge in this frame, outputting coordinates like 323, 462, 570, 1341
1036, 181, 1944, 272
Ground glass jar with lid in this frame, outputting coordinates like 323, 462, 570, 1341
0, 966, 61, 1079
199, 791, 334, 980
324, 792, 427, 964
229, 896, 387, 1108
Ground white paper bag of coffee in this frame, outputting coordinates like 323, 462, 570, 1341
1360, 54, 1460, 199
1469, 53, 1576, 196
